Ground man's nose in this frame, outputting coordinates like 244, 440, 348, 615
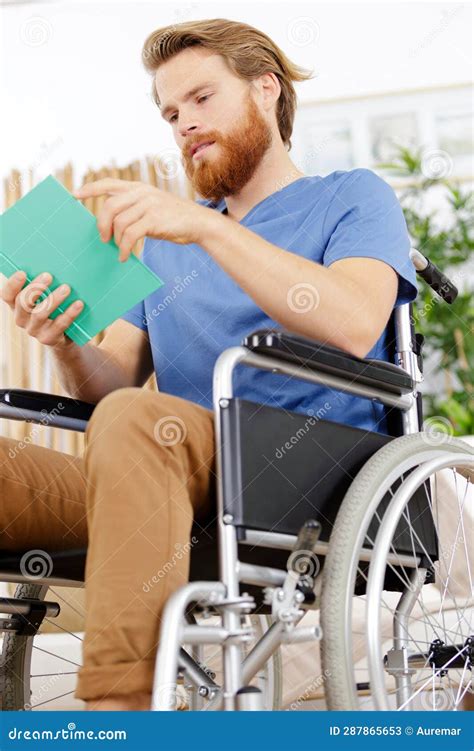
179, 121, 200, 139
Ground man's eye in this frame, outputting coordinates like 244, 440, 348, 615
169, 94, 211, 123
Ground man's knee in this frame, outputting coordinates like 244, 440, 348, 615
84, 387, 197, 452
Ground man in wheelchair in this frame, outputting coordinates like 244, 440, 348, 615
1, 19, 471, 713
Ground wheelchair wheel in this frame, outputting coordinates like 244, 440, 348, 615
321, 433, 473, 710
1, 583, 83, 710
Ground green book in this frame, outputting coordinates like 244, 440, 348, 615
0, 175, 163, 345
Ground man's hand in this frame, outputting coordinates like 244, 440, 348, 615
73, 179, 213, 262
0, 270, 83, 350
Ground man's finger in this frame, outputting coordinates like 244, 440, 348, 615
97, 190, 145, 241
73, 178, 137, 199
111, 203, 148, 247
1, 270, 27, 305
117, 216, 150, 262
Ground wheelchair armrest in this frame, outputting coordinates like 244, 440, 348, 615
242, 329, 414, 395
0, 388, 96, 433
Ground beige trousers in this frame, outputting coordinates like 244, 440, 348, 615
0, 387, 216, 702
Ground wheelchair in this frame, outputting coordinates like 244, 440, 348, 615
0, 249, 472, 712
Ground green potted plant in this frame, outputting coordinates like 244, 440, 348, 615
377, 145, 473, 436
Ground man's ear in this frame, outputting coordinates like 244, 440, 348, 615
259, 72, 281, 111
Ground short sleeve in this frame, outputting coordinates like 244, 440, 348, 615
322, 168, 417, 306
119, 237, 150, 331
121, 298, 147, 332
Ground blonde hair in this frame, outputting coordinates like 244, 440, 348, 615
142, 18, 314, 150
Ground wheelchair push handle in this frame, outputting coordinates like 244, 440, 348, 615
410, 248, 458, 304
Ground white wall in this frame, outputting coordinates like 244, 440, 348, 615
1, 0, 472, 199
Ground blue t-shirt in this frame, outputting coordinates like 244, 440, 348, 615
121, 168, 417, 434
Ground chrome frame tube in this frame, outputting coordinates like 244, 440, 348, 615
242, 619, 289, 685
151, 581, 226, 711
213, 348, 250, 709
394, 304, 422, 435
181, 625, 230, 644
209, 619, 290, 711
242, 530, 420, 568
393, 568, 427, 709
214, 347, 414, 412
187, 643, 206, 710
238, 562, 287, 588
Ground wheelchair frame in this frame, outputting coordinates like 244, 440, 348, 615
151, 300, 424, 710
0, 248, 463, 711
